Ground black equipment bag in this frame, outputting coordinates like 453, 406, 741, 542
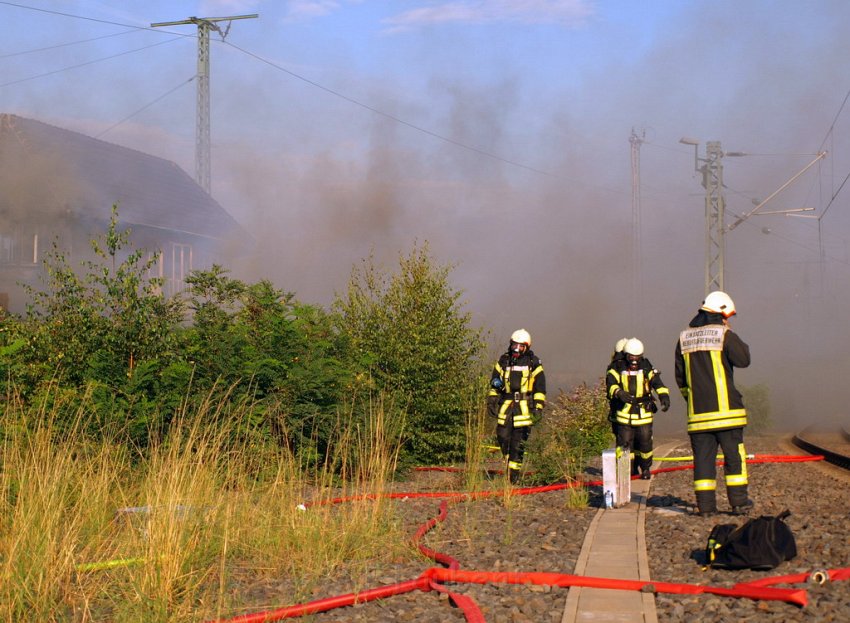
705, 510, 797, 570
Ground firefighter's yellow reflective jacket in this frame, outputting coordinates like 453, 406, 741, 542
674, 311, 751, 433
606, 357, 670, 426
487, 351, 546, 427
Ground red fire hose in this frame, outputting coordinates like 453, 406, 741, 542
207, 576, 432, 623
735, 566, 850, 588
421, 568, 808, 606
209, 454, 833, 622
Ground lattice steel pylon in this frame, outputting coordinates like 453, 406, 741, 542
683, 137, 827, 295
629, 128, 645, 330
151, 14, 258, 196
702, 141, 725, 294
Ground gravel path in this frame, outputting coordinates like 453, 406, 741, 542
223, 433, 850, 622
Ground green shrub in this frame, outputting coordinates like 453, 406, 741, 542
333, 243, 487, 465
525, 381, 611, 485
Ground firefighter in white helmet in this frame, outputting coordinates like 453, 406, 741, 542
487, 329, 546, 484
605, 338, 629, 437
606, 337, 670, 479
675, 291, 753, 517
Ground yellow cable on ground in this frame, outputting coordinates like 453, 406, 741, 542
76, 557, 146, 572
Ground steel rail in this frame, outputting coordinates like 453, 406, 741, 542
792, 426, 850, 471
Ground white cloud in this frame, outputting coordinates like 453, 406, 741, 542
283, 0, 343, 21
199, 0, 262, 15
383, 0, 595, 32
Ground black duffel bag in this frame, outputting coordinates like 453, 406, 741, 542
705, 509, 797, 571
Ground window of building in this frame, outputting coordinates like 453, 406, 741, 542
0, 226, 38, 266
170, 243, 192, 296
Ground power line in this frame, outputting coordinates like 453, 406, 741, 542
816, 83, 850, 221
0, 0, 170, 32
2, 1, 560, 182
732, 208, 850, 268
222, 39, 555, 177
0, 29, 139, 59
0, 36, 185, 88
96, 76, 195, 138
817, 84, 850, 153
818, 168, 850, 222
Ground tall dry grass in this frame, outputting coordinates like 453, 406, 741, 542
0, 390, 410, 622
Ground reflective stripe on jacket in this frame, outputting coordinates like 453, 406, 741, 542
488, 351, 546, 427
674, 313, 751, 433
606, 358, 669, 426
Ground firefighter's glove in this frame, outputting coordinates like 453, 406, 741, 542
659, 394, 671, 412
616, 389, 635, 404
486, 395, 500, 418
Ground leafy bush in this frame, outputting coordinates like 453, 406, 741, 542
333, 243, 487, 465
3, 212, 489, 473
182, 266, 354, 457
22, 205, 183, 389
525, 381, 611, 485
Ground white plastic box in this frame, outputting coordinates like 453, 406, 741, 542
602, 446, 631, 508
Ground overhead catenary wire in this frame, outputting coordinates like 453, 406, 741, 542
96, 76, 196, 138
0, 28, 139, 59
0, 36, 186, 89
0, 0, 563, 189
0, 0, 185, 34
0, 1, 638, 195
221, 40, 554, 178
815, 83, 850, 222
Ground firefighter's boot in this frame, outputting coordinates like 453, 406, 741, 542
696, 490, 717, 517
509, 468, 521, 485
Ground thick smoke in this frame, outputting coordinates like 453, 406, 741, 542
7, 1, 850, 433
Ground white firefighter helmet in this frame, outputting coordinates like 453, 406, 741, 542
701, 291, 736, 318
614, 337, 628, 353
511, 329, 531, 346
624, 338, 644, 357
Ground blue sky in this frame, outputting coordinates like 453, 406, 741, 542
2, 0, 850, 421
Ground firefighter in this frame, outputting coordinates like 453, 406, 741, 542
606, 338, 629, 437
606, 338, 670, 480
674, 291, 753, 517
487, 329, 546, 484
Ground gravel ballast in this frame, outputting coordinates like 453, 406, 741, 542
224, 434, 850, 622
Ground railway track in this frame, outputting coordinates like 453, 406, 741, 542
791, 426, 850, 471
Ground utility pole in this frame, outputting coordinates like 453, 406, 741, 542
151, 14, 258, 195
681, 137, 826, 294
702, 141, 725, 294
680, 138, 729, 293
629, 128, 645, 330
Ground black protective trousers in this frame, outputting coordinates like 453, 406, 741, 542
496, 412, 531, 480
616, 423, 653, 475
690, 427, 749, 512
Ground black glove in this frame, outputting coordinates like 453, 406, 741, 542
616, 389, 635, 404
659, 394, 670, 412
487, 395, 500, 418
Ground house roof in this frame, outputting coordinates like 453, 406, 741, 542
0, 113, 249, 243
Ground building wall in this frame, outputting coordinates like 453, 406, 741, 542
0, 217, 220, 314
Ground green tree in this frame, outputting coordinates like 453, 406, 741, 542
333, 243, 487, 465
8, 205, 184, 440
183, 266, 353, 454
22, 205, 182, 388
